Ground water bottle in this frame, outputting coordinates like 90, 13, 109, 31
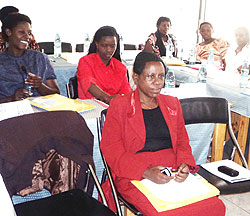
197, 62, 208, 83
178, 40, 184, 61
165, 69, 175, 88
21, 65, 33, 96
240, 60, 249, 89
178, 47, 184, 61
119, 34, 124, 57
188, 44, 196, 65
207, 49, 214, 65
54, 33, 61, 58
165, 43, 173, 59
84, 33, 90, 53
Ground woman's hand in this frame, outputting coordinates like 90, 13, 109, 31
25, 73, 42, 89
12, 88, 30, 101
142, 166, 174, 184
174, 163, 190, 183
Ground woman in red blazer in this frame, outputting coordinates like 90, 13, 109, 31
101, 51, 225, 215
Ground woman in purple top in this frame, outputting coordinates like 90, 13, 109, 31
0, 13, 59, 103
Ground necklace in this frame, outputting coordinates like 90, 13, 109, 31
140, 100, 158, 110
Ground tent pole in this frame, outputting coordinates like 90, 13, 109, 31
197, 0, 207, 43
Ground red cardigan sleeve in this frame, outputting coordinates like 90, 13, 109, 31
100, 98, 148, 180
77, 56, 97, 98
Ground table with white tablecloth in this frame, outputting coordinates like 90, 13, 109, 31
49, 56, 78, 97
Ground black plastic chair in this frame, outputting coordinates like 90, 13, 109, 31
38, 42, 54, 54
97, 109, 143, 216
124, 44, 137, 50
179, 97, 250, 194
38, 42, 72, 54
0, 111, 115, 216
66, 76, 78, 99
62, 42, 72, 52
76, 44, 84, 52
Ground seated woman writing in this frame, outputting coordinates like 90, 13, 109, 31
143, 16, 177, 57
100, 51, 225, 216
0, 13, 59, 104
77, 26, 132, 104
196, 22, 229, 64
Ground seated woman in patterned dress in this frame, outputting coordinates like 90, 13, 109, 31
143, 16, 178, 58
196, 22, 230, 64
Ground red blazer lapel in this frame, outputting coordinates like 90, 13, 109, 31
126, 90, 146, 147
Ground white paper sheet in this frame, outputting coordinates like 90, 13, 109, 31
201, 160, 250, 183
0, 100, 34, 121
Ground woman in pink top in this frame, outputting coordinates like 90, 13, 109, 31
196, 22, 230, 63
77, 26, 132, 104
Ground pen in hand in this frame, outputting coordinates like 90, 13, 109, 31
179, 170, 189, 175
21, 65, 33, 96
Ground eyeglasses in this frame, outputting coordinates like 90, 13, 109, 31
145, 74, 165, 82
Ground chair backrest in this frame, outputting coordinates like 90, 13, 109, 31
179, 97, 248, 168
62, 42, 72, 52
38, 42, 72, 54
66, 76, 78, 99
124, 44, 137, 50
180, 97, 228, 125
76, 44, 84, 52
38, 42, 54, 54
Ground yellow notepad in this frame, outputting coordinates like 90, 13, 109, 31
131, 174, 219, 212
28, 94, 96, 113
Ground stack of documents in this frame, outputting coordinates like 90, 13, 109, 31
132, 173, 219, 212
28, 94, 96, 113
162, 57, 186, 66
0, 100, 34, 121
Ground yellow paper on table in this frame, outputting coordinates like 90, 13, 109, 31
28, 94, 96, 113
162, 57, 186, 66
131, 174, 219, 212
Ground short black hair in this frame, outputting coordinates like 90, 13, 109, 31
0, 6, 19, 23
133, 51, 167, 75
1, 13, 31, 41
88, 26, 122, 61
156, 17, 171, 27
199, 22, 213, 29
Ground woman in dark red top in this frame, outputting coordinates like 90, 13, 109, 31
77, 26, 132, 104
